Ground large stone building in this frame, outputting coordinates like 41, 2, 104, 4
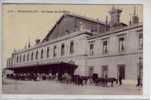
6, 7, 143, 83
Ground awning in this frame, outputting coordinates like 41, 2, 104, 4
6, 62, 78, 74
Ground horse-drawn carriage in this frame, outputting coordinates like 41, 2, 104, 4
61, 73, 118, 87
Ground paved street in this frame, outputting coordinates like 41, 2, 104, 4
2, 78, 142, 95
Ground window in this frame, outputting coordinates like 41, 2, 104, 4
47, 47, 50, 58
16, 55, 19, 63
23, 54, 25, 62
117, 64, 126, 79
53, 46, 57, 57
20, 55, 22, 62
88, 66, 94, 77
91, 26, 97, 32
31, 52, 33, 60
90, 43, 94, 56
61, 43, 65, 56
119, 37, 125, 52
70, 41, 74, 54
27, 53, 29, 61
139, 33, 143, 49
35, 50, 38, 59
103, 40, 108, 54
41, 49, 43, 59
101, 66, 108, 78
79, 21, 85, 31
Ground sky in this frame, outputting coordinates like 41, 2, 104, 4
2, 4, 143, 68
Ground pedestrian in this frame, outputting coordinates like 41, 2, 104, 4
104, 73, 108, 87
136, 76, 140, 87
119, 75, 122, 86
136, 72, 142, 87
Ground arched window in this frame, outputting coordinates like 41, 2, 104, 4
119, 37, 125, 52
27, 53, 29, 61
103, 40, 108, 54
47, 47, 49, 58
61, 43, 65, 56
90, 43, 94, 56
35, 50, 38, 60
20, 55, 22, 62
139, 33, 143, 49
70, 41, 74, 54
41, 49, 43, 59
16, 55, 19, 63
53, 46, 57, 57
31, 52, 33, 60
23, 54, 25, 62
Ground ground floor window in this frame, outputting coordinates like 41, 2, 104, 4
88, 66, 94, 77
117, 64, 126, 79
101, 65, 108, 78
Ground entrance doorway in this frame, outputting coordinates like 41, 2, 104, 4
117, 65, 125, 79
101, 65, 108, 78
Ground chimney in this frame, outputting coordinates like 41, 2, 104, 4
109, 6, 122, 27
97, 18, 100, 33
129, 13, 132, 25
132, 6, 139, 24
105, 16, 108, 31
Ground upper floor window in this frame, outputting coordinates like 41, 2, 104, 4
61, 43, 65, 56
35, 50, 38, 60
20, 55, 22, 62
16, 55, 19, 63
41, 49, 44, 59
47, 47, 50, 58
101, 65, 108, 78
139, 33, 143, 49
103, 40, 108, 54
23, 54, 25, 62
119, 37, 125, 52
27, 53, 29, 61
89, 43, 94, 56
53, 46, 57, 57
70, 41, 74, 54
31, 52, 33, 60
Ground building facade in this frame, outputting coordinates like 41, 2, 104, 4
6, 7, 143, 83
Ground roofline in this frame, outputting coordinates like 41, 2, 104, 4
67, 12, 109, 26
13, 30, 92, 54
42, 12, 109, 42
88, 22, 143, 40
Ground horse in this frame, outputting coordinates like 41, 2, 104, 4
80, 76, 89, 85
94, 77, 118, 87
94, 77, 106, 86
71, 75, 82, 85
106, 77, 118, 87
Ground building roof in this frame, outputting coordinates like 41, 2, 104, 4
42, 12, 109, 42
88, 22, 143, 40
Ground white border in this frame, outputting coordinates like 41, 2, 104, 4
0, 0, 150, 99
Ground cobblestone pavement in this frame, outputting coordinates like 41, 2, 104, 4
2, 78, 142, 95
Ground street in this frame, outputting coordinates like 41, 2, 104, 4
2, 78, 142, 95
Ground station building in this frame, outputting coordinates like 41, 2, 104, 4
6, 7, 143, 83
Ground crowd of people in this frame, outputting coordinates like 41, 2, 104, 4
5, 72, 122, 87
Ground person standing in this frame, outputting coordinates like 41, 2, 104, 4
119, 75, 122, 86
117, 72, 122, 86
